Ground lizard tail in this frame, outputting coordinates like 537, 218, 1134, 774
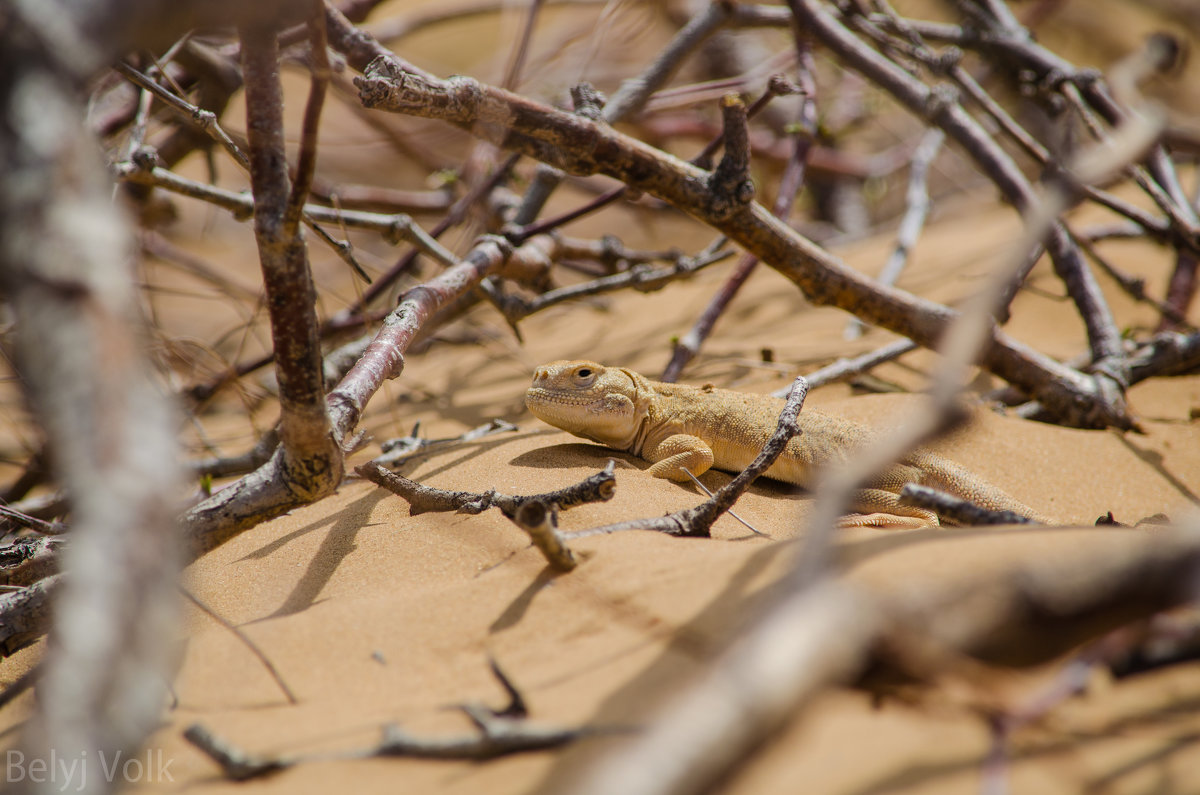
913, 452, 1055, 525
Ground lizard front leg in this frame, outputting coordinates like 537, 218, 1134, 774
644, 434, 715, 482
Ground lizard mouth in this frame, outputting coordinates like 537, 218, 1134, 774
525, 387, 605, 414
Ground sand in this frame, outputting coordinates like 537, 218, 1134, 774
3, 184, 1193, 793
2, 3, 1200, 792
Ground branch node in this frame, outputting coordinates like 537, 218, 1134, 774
570, 82, 606, 120
512, 499, 578, 572
383, 214, 415, 245
708, 93, 755, 221
923, 83, 959, 122
130, 145, 160, 172
767, 73, 803, 97
931, 46, 963, 76
478, 233, 515, 260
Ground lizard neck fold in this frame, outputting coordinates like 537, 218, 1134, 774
617, 367, 656, 457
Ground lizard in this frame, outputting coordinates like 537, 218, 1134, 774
524, 359, 1054, 528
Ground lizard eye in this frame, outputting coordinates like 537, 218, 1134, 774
575, 367, 593, 379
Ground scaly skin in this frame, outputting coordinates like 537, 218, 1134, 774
525, 360, 1053, 528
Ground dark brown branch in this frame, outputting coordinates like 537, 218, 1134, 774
240, 21, 341, 496
1160, 251, 1199, 332
326, 1, 428, 75
284, 1, 331, 231
115, 60, 249, 168
899, 483, 1038, 525
183, 724, 291, 781
189, 428, 280, 480
1126, 330, 1200, 382
1069, 227, 1193, 330
354, 459, 616, 518
499, 0, 544, 90
706, 94, 755, 220
186, 659, 605, 779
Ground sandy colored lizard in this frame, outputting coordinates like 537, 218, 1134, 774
525, 360, 1053, 528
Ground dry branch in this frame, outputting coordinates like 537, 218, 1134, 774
778, 338, 918, 393
352, 53, 1132, 428
355, 459, 616, 518
373, 419, 519, 466
0, 575, 62, 658
572, 579, 878, 795
491, 246, 732, 324
0, 537, 64, 588
240, 20, 342, 499
185, 658, 606, 779
572, 524, 1200, 795
899, 483, 1038, 526
325, 235, 512, 436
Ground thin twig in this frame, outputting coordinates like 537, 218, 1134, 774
681, 470, 769, 538
0, 506, 66, 538
115, 163, 459, 267
284, 0, 330, 231
114, 61, 249, 169
492, 248, 733, 324
774, 338, 918, 394
845, 127, 944, 340
181, 587, 298, 704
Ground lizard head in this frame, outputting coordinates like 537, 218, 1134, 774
525, 360, 648, 451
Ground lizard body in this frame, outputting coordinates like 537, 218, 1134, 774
525, 360, 1052, 528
